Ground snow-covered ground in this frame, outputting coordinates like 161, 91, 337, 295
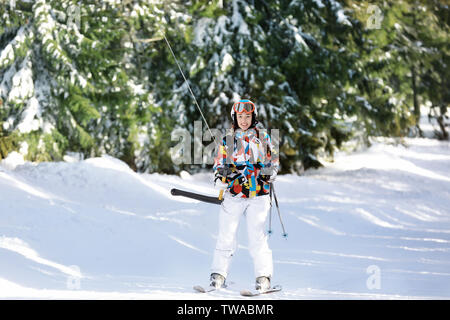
1, 137, 449, 299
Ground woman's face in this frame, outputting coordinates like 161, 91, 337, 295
237, 113, 252, 131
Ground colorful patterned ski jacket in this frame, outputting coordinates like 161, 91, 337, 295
213, 127, 279, 198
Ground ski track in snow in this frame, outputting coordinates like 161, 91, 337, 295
0, 138, 450, 299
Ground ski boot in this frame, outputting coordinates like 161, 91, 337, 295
210, 273, 226, 289
255, 276, 271, 291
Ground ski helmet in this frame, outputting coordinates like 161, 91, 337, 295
231, 99, 258, 129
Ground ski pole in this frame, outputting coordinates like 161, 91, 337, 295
270, 183, 287, 238
267, 184, 273, 236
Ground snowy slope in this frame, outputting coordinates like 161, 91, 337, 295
1, 138, 450, 299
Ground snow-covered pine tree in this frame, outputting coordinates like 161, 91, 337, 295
174, 0, 307, 172
1, 0, 36, 159
78, 0, 161, 171
182, 0, 367, 172
422, 0, 450, 140
395, 0, 449, 140
1, 0, 95, 161
2, 0, 447, 171
349, 0, 449, 141
0, 0, 158, 168
121, 0, 193, 173
270, 0, 362, 169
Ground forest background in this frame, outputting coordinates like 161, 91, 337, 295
1, 0, 448, 174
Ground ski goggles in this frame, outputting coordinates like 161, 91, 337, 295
233, 101, 255, 114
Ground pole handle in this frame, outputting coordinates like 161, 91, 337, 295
218, 177, 226, 200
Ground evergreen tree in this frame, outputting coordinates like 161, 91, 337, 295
181, 0, 370, 172
127, 0, 193, 173
351, 0, 449, 140
0, 0, 159, 168
1, 0, 447, 172
417, 0, 449, 140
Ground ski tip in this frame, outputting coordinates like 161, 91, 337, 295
273, 284, 282, 290
193, 285, 206, 293
240, 290, 254, 297
240, 285, 282, 297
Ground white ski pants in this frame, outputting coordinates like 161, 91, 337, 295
211, 193, 273, 279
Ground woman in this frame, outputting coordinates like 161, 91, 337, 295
210, 99, 279, 291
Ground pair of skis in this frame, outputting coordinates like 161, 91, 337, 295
193, 284, 282, 297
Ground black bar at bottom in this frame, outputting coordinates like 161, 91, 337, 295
0, 300, 437, 318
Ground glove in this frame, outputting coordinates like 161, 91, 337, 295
214, 168, 229, 190
260, 168, 277, 184
268, 170, 277, 183
214, 170, 226, 183
215, 166, 243, 184
214, 178, 229, 191
259, 175, 272, 184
